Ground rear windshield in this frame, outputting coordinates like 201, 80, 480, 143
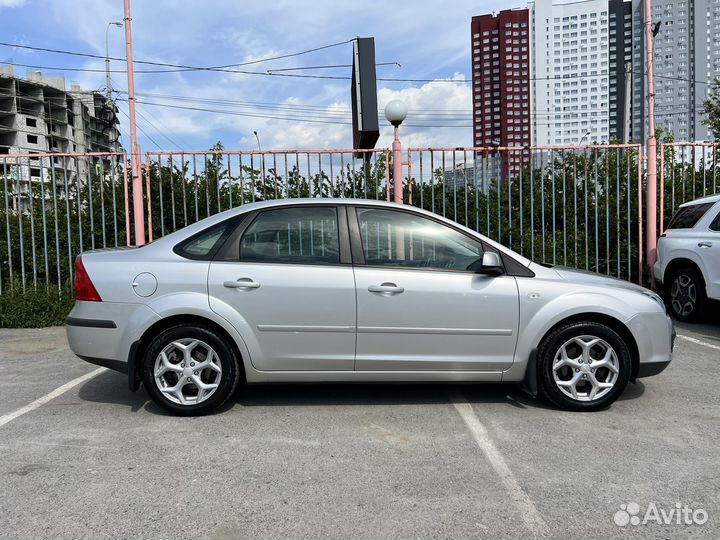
666, 202, 714, 229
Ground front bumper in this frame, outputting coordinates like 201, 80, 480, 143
626, 311, 674, 380
636, 359, 671, 377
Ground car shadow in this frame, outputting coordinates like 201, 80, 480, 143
77, 370, 170, 416
77, 370, 647, 416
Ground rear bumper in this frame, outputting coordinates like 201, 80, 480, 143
66, 301, 160, 374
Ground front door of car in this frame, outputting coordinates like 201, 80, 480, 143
208, 205, 356, 371
350, 206, 519, 371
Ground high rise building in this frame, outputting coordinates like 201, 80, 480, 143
632, 0, 720, 143
609, 0, 634, 142
471, 8, 531, 176
530, 0, 611, 146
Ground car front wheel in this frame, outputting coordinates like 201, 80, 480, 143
537, 321, 631, 411
142, 324, 241, 416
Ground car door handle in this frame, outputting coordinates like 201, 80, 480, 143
223, 278, 261, 289
698, 241, 712, 248
368, 283, 404, 294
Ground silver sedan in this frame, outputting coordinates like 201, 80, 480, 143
66, 199, 674, 415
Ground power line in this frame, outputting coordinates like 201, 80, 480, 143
118, 91, 473, 114
134, 106, 185, 151
267, 62, 401, 72
0, 39, 356, 71
115, 102, 163, 150
0, 41, 469, 83
117, 98, 473, 128
109, 76, 184, 151
4, 40, 716, 87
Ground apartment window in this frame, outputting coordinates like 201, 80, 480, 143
27, 134, 38, 144
26, 118, 37, 127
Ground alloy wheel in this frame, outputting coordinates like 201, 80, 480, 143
153, 338, 222, 406
552, 335, 620, 402
670, 274, 697, 318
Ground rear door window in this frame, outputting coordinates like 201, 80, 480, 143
174, 219, 238, 260
240, 207, 340, 265
666, 202, 714, 230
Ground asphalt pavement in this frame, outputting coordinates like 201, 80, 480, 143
0, 322, 719, 539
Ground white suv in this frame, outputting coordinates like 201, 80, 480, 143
654, 194, 720, 322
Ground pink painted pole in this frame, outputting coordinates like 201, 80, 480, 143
385, 150, 391, 201
659, 144, 665, 235
122, 160, 130, 246
644, 0, 657, 285
124, 0, 145, 246
393, 126, 403, 204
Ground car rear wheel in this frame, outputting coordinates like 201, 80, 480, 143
142, 325, 241, 416
668, 266, 706, 322
537, 321, 631, 412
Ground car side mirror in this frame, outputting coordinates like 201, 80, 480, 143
473, 252, 504, 275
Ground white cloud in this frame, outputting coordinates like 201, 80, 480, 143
0, 0, 27, 7
7, 0, 513, 151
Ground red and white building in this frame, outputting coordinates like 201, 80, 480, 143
471, 8, 531, 176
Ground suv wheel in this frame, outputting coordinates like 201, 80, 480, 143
142, 325, 241, 416
668, 266, 706, 322
537, 321, 631, 412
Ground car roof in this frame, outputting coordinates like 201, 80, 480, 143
679, 193, 720, 207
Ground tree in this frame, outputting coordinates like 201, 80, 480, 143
703, 77, 720, 140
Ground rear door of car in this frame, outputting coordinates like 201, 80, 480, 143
208, 205, 357, 371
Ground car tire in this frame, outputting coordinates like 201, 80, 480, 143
667, 266, 707, 323
142, 324, 241, 416
537, 321, 631, 412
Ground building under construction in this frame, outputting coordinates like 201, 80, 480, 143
0, 64, 122, 194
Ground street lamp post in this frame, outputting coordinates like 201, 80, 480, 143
253, 130, 261, 152
384, 100, 408, 204
105, 21, 123, 101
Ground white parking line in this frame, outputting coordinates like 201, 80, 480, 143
451, 392, 548, 539
677, 334, 720, 352
0, 367, 105, 429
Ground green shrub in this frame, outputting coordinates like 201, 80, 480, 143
0, 281, 74, 328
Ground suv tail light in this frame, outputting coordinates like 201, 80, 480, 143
74, 256, 102, 302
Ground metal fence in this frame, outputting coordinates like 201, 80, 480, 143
659, 143, 720, 234
406, 145, 644, 282
143, 149, 390, 241
0, 152, 129, 294
1, 142, 717, 296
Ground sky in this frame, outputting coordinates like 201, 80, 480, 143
0, 0, 513, 153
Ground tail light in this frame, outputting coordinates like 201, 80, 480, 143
74, 256, 102, 302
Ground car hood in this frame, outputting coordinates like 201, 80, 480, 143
552, 266, 649, 294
